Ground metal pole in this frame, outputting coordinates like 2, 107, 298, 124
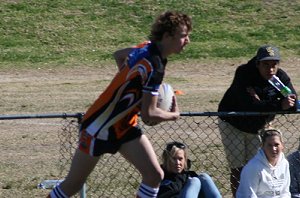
77, 113, 87, 198
80, 183, 87, 198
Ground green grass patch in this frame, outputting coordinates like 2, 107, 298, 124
1, 0, 300, 68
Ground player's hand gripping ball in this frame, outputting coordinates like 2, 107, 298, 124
144, 83, 175, 126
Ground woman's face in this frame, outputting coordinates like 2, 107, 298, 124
169, 149, 186, 174
257, 60, 279, 80
262, 135, 284, 165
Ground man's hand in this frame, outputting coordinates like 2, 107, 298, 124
247, 87, 260, 101
281, 94, 296, 110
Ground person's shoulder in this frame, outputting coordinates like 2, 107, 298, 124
127, 44, 152, 66
236, 57, 257, 72
277, 68, 292, 79
130, 43, 151, 55
277, 68, 288, 75
287, 151, 300, 161
277, 65, 292, 76
243, 153, 264, 172
134, 40, 151, 48
288, 150, 299, 157
273, 68, 292, 85
242, 161, 257, 174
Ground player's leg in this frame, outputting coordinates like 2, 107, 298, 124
48, 148, 100, 198
119, 134, 164, 198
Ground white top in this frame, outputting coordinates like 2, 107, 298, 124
236, 149, 291, 198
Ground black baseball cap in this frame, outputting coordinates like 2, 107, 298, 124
256, 45, 280, 61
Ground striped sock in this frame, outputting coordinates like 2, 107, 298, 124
136, 183, 159, 198
49, 185, 69, 198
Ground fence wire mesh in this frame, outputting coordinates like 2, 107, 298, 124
0, 114, 80, 198
0, 112, 299, 198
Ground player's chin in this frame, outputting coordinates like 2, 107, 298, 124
175, 47, 185, 54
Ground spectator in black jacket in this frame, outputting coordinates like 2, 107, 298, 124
218, 44, 298, 197
157, 141, 221, 198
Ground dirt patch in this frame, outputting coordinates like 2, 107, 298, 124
0, 58, 299, 197
1, 58, 299, 114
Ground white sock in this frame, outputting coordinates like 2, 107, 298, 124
50, 185, 69, 198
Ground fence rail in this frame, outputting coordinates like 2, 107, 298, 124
0, 113, 83, 120
0, 111, 299, 198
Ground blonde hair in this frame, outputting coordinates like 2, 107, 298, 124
162, 142, 188, 172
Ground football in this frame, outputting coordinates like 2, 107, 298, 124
144, 83, 175, 126
157, 83, 175, 111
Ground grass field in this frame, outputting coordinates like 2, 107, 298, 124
1, 0, 300, 69
1, 1, 300, 197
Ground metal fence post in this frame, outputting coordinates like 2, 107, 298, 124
80, 183, 87, 198
77, 113, 87, 198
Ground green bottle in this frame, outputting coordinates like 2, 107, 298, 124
268, 75, 292, 97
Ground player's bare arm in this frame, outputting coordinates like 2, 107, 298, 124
113, 47, 133, 70
140, 92, 180, 124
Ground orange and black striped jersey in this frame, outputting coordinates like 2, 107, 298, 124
81, 42, 167, 141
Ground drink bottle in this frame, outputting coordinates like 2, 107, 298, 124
268, 75, 292, 97
37, 179, 63, 189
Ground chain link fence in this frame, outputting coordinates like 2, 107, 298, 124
0, 113, 81, 198
0, 111, 299, 197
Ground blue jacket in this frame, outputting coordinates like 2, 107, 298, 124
287, 151, 300, 198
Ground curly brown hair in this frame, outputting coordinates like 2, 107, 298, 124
149, 11, 192, 42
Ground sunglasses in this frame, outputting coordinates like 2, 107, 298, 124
166, 141, 186, 152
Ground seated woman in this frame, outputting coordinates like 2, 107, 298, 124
157, 141, 222, 198
287, 138, 300, 198
236, 128, 291, 198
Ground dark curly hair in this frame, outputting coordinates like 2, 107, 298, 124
149, 11, 192, 42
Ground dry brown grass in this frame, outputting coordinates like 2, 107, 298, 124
1, 58, 300, 197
